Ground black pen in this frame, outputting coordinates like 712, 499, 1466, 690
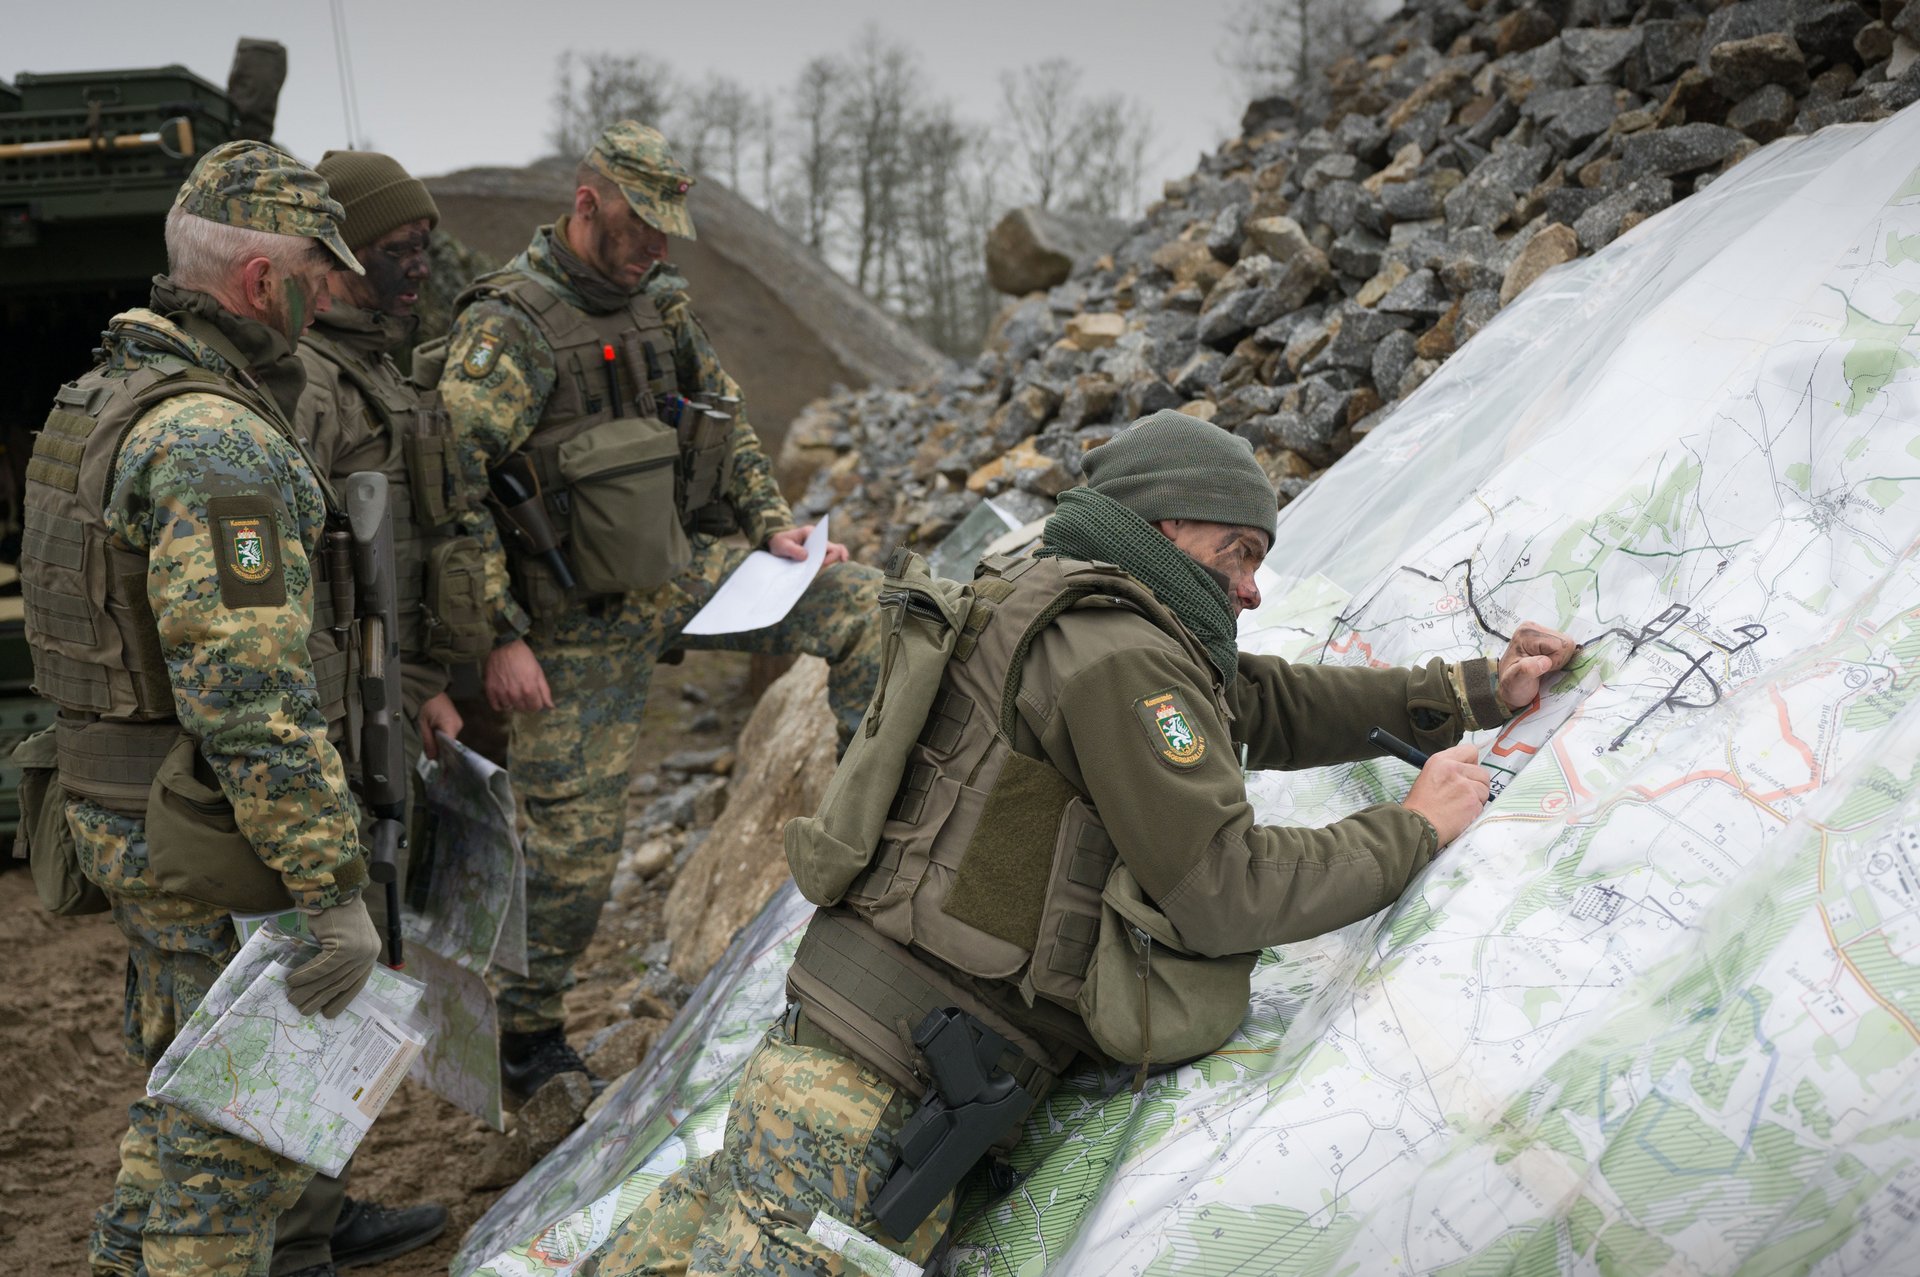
1369, 726, 1429, 769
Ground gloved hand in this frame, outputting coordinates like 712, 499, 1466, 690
287, 895, 381, 1018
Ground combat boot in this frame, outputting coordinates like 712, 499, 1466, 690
500, 1026, 594, 1105
329, 1195, 449, 1268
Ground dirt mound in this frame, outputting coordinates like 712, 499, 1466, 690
426, 160, 946, 463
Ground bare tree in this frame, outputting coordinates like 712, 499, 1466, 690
998, 60, 1082, 210
756, 95, 778, 210
899, 104, 976, 355
1068, 94, 1153, 219
1219, 0, 1382, 99
783, 56, 844, 254
547, 51, 680, 159
838, 29, 916, 301
682, 74, 757, 187
997, 59, 1154, 220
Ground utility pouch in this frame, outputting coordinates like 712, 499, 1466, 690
555, 416, 688, 593
404, 400, 458, 531
1075, 864, 1254, 1082
14, 727, 107, 916
785, 551, 972, 907
422, 536, 492, 666
145, 734, 293, 913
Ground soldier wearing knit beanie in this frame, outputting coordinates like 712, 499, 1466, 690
316, 149, 439, 250
276, 150, 459, 1274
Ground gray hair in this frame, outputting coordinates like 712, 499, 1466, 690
164, 206, 319, 292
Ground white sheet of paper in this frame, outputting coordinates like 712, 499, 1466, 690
679, 516, 829, 636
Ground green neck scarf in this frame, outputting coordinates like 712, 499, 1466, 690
1039, 487, 1240, 682
147, 275, 306, 422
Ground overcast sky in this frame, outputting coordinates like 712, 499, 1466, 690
9, 0, 1254, 191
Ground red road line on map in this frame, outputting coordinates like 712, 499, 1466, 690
1770, 684, 1821, 788
1490, 698, 1544, 758
1326, 632, 1390, 668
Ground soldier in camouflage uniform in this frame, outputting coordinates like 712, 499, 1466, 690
597, 413, 1577, 1274
275, 149, 471, 1277
16, 143, 381, 1277
437, 122, 882, 1102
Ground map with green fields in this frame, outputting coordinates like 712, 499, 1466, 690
457, 108, 1920, 1276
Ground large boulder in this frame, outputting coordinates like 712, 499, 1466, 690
665, 658, 838, 983
987, 206, 1126, 295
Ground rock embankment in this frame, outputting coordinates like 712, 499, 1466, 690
779, 0, 1916, 562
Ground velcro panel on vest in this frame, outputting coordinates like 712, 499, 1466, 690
55, 717, 179, 815
917, 687, 974, 757
25, 410, 96, 493
24, 577, 96, 645
22, 510, 86, 572
31, 647, 114, 714
940, 749, 1077, 952
889, 762, 937, 825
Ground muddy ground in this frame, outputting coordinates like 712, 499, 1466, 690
0, 649, 757, 1275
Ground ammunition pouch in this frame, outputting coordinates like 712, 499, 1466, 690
13, 726, 107, 916
422, 535, 491, 666
403, 398, 459, 532
674, 400, 734, 520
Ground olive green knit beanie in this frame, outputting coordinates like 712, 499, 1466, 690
315, 150, 439, 249
1080, 410, 1279, 540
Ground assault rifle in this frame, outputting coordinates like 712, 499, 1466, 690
342, 472, 406, 968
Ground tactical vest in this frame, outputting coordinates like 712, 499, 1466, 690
20, 317, 353, 814
456, 269, 737, 613
298, 331, 489, 671
787, 553, 1248, 1102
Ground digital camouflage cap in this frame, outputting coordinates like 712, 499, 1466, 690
173, 140, 364, 274
584, 121, 697, 240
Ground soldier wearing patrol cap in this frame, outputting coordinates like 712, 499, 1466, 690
15, 140, 378, 1276
436, 121, 883, 1107
595, 412, 1578, 1274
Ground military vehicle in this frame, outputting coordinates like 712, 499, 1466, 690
0, 40, 284, 844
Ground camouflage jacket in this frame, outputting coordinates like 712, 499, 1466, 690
439, 223, 794, 640
77, 299, 363, 911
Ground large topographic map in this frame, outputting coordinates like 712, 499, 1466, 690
457, 105, 1920, 1275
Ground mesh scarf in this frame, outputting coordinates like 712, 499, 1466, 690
1039, 487, 1239, 682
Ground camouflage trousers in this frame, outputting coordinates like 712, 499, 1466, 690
494, 538, 881, 1035
90, 891, 314, 1277
596, 1022, 952, 1275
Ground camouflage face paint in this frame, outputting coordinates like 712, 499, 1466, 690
281, 271, 310, 342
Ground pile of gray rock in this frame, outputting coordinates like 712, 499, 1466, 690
778, 0, 1919, 563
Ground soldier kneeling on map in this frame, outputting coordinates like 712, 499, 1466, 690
594, 409, 1579, 1275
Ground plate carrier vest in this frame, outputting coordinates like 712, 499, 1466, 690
19, 315, 354, 815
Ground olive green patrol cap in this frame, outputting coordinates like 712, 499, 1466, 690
173, 140, 364, 274
584, 121, 697, 240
